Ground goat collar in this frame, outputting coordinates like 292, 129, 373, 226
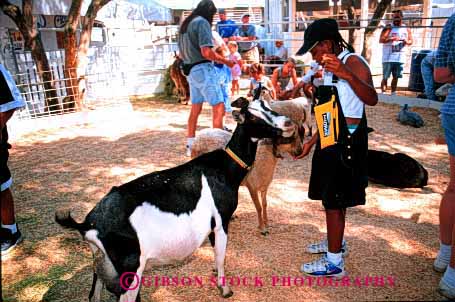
225, 147, 251, 170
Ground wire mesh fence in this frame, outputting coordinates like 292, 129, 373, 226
4, 43, 178, 122
221, 15, 451, 100
3, 15, 451, 128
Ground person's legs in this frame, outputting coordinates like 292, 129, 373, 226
187, 103, 203, 139
439, 217, 455, 299
212, 102, 225, 129
301, 207, 346, 277
421, 56, 436, 100
438, 113, 455, 299
437, 115, 455, 265
199, 64, 224, 129
1, 188, 16, 225
439, 155, 455, 246
1, 175, 22, 255
391, 77, 398, 94
451, 218, 455, 269
381, 62, 391, 93
391, 63, 403, 94
326, 208, 346, 254
231, 79, 239, 96
440, 114, 455, 248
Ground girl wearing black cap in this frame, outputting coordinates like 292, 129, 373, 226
294, 18, 378, 278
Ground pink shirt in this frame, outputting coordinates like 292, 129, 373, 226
229, 52, 242, 77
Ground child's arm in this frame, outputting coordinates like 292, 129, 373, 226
291, 68, 298, 87
271, 68, 280, 94
267, 79, 277, 99
247, 81, 254, 97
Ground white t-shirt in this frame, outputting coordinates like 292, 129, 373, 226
382, 26, 409, 63
333, 50, 369, 118
212, 31, 225, 49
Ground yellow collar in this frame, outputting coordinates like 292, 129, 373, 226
225, 147, 251, 170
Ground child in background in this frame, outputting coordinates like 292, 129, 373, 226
227, 41, 242, 96
247, 63, 276, 99
214, 46, 233, 125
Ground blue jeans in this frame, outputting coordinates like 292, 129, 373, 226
421, 55, 437, 100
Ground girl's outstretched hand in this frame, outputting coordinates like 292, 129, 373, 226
293, 142, 312, 160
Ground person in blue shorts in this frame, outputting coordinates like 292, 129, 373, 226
178, 0, 234, 156
433, 12, 455, 300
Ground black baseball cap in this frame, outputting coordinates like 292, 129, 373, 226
296, 18, 341, 55
218, 8, 226, 14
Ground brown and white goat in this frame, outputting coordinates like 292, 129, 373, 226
191, 97, 310, 235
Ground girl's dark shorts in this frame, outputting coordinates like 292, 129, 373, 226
1, 127, 12, 191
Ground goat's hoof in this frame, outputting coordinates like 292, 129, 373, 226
217, 286, 233, 298
212, 268, 218, 276
260, 229, 270, 236
230, 214, 238, 221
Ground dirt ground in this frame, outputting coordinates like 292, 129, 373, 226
1, 96, 450, 302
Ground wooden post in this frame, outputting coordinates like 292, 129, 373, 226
422, 0, 432, 49
360, 0, 369, 54
333, 0, 339, 17
289, 0, 295, 33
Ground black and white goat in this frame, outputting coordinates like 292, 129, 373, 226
55, 96, 295, 302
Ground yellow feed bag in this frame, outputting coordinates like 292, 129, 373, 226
314, 94, 339, 149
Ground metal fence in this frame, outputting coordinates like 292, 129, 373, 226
243, 16, 451, 99
4, 15, 452, 128
4, 42, 178, 121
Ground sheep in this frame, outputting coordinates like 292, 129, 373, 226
397, 104, 424, 128
367, 149, 428, 188
191, 97, 310, 235
55, 97, 296, 302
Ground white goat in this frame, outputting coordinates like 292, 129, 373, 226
192, 97, 310, 235
55, 97, 295, 302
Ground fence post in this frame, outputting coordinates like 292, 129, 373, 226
360, 0, 369, 55
422, 0, 433, 49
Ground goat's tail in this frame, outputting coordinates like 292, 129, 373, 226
55, 209, 90, 236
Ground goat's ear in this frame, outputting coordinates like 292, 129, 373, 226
231, 97, 249, 109
232, 110, 245, 123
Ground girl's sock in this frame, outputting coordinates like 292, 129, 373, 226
438, 243, 452, 263
327, 251, 342, 265
2, 223, 17, 234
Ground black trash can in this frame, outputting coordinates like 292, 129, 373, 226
408, 49, 432, 92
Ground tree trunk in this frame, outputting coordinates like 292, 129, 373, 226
346, 0, 357, 46
0, 0, 61, 113
361, 0, 393, 63
76, 0, 111, 109
63, 0, 84, 111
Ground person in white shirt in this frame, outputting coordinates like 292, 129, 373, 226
379, 10, 413, 95
266, 40, 288, 64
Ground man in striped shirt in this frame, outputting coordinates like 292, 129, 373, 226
434, 12, 455, 300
